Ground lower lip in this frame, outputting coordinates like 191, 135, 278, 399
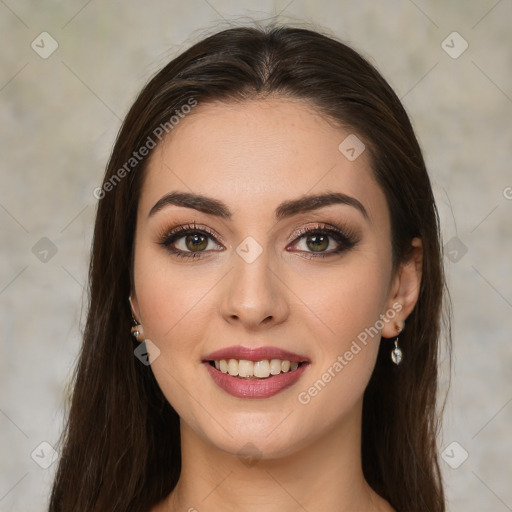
203, 361, 310, 399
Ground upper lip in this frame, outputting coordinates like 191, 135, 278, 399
203, 345, 310, 363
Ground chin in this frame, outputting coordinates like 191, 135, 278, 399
191, 410, 316, 462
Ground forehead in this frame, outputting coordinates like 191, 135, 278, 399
139, 98, 388, 226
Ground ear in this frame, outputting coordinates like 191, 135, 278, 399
381, 237, 423, 338
129, 294, 142, 324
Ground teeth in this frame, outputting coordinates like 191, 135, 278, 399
254, 360, 270, 377
270, 359, 282, 375
238, 359, 253, 377
213, 358, 303, 379
228, 359, 239, 376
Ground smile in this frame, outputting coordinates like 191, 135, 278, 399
202, 345, 310, 398
210, 358, 303, 379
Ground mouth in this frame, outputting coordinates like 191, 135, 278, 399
206, 358, 308, 379
201, 346, 311, 399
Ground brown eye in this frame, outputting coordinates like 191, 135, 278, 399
159, 224, 223, 259
296, 232, 336, 253
305, 233, 330, 252
288, 224, 359, 259
185, 233, 208, 252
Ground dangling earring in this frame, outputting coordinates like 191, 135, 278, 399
391, 327, 403, 365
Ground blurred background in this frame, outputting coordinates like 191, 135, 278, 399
0, 1, 511, 510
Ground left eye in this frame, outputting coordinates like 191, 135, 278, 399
288, 227, 356, 258
293, 231, 338, 253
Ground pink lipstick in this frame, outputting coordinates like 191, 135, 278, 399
202, 345, 310, 399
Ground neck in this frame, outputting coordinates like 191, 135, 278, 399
160, 401, 392, 512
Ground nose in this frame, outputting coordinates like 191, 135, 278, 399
219, 246, 290, 330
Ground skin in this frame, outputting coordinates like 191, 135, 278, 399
130, 97, 422, 512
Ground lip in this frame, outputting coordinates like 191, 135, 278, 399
203, 361, 310, 399
203, 345, 310, 364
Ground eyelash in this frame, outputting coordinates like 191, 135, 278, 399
157, 221, 359, 260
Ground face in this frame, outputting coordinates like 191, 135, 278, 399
130, 97, 413, 459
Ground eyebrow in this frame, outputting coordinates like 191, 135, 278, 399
148, 191, 369, 222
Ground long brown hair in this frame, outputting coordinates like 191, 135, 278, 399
49, 24, 450, 511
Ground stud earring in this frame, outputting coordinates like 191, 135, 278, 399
391, 326, 403, 365
129, 296, 144, 342
131, 321, 145, 342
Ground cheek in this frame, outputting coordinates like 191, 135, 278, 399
294, 258, 390, 404
301, 257, 390, 347
134, 244, 216, 343
133, 248, 219, 418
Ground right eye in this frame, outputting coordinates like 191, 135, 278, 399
159, 223, 224, 259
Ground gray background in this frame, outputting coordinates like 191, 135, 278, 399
1, 1, 511, 510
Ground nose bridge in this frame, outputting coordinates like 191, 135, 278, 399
220, 236, 288, 328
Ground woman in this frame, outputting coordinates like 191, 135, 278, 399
49, 24, 450, 512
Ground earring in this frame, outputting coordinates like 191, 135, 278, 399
129, 296, 144, 342
132, 314, 145, 341
131, 321, 145, 342
391, 327, 403, 365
